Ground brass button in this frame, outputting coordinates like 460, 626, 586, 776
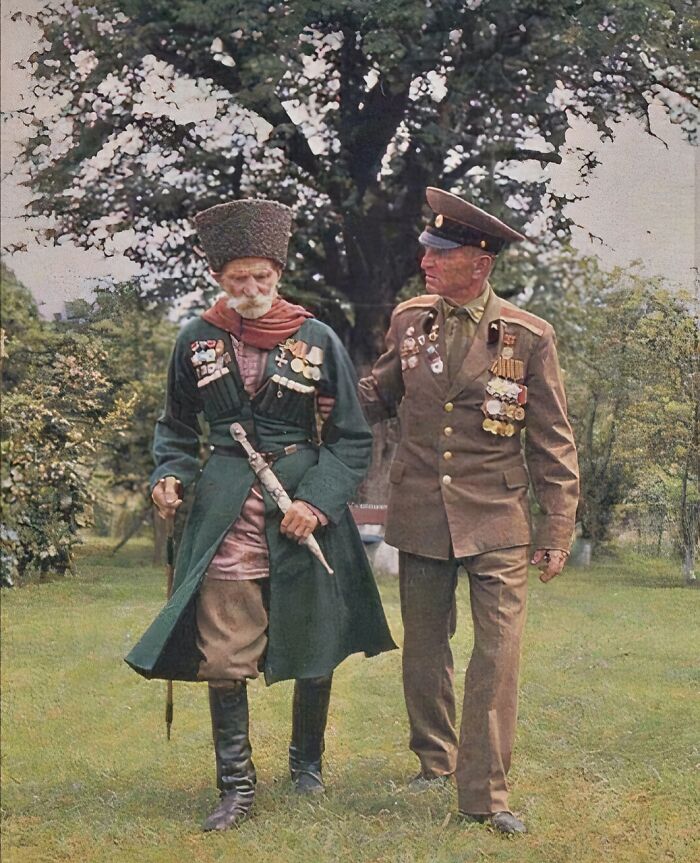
444, 426, 453, 436
442, 474, 452, 485
444, 402, 454, 412
443, 451, 453, 460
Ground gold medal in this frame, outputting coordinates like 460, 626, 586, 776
504, 423, 515, 437
290, 357, 305, 373
302, 365, 314, 379
502, 346, 514, 359
514, 406, 525, 421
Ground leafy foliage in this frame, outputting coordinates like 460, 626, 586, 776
0, 267, 173, 585
531, 256, 699, 564
12, 0, 699, 362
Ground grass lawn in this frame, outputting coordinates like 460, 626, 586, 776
2, 539, 698, 863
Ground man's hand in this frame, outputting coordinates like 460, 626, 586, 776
280, 500, 319, 543
152, 476, 182, 520
531, 548, 569, 583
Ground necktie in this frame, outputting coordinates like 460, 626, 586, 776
446, 308, 472, 382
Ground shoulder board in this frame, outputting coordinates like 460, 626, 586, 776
394, 294, 441, 314
499, 306, 547, 337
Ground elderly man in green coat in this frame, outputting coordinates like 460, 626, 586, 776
125, 198, 395, 832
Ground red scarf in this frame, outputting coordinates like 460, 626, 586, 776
202, 296, 314, 350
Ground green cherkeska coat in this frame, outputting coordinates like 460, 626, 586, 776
125, 315, 396, 685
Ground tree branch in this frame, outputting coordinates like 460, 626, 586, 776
145, 38, 321, 178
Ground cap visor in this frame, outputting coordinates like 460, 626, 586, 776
418, 229, 462, 250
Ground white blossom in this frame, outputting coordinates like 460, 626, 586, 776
70, 49, 98, 79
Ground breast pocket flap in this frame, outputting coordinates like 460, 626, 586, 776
503, 467, 529, 489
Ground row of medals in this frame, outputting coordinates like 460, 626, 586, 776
272, 339, 323, 397
482, 337, 526, 437
275, 338, 324, 380
400, 322, 444, 374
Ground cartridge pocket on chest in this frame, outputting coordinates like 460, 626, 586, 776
254, 375, 316, 429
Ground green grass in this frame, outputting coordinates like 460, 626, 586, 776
2, 539, 698, 863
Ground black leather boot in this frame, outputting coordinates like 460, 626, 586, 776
202, 682, 256, 831
289, 675, 332, 795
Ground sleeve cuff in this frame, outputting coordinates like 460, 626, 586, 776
534, 516, 576, 552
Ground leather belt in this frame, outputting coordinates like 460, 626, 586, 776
210, 442, 314, 464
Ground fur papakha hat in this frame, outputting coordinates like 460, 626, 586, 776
194, 199, 293, 271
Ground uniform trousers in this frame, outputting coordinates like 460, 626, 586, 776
196, 577, 269, 686
399, 546, 528, 814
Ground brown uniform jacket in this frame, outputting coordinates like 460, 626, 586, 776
358, 289, 579, 559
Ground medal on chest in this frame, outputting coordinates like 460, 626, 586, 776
400, 317, 444, 375
190, 339, 232, 387
481, 329, 526, 436
275, 339, 324, 381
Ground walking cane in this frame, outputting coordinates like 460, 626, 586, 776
164, 515, 175, 740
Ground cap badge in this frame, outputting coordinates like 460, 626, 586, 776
435, 214, 444, 228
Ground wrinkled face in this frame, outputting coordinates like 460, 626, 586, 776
420, 245, 493, 302
212, 256, 281, 319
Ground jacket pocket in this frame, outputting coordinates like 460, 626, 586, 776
254, 377, 315, 431
389, 461, 406, 484
503, 466, 529, 489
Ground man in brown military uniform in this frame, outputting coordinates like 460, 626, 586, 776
358, 187, 579, 834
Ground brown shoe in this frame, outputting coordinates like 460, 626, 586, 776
458, 810, 527, 835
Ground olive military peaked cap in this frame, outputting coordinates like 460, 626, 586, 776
420, 187, 526, 255
194, 198, 293, 271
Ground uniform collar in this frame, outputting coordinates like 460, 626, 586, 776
442, 283, 491, 324
444, 287, 505, 400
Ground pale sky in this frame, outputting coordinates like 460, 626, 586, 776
1, 1, 697, 317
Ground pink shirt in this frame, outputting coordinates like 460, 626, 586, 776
207, 338, 270, 581
206, 336, 327, 580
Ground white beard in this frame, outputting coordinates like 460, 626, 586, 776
225, 291, 276, 319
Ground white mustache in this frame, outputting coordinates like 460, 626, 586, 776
225, 292, 276, 319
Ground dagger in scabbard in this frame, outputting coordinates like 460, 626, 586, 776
229, 423, 333, 576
